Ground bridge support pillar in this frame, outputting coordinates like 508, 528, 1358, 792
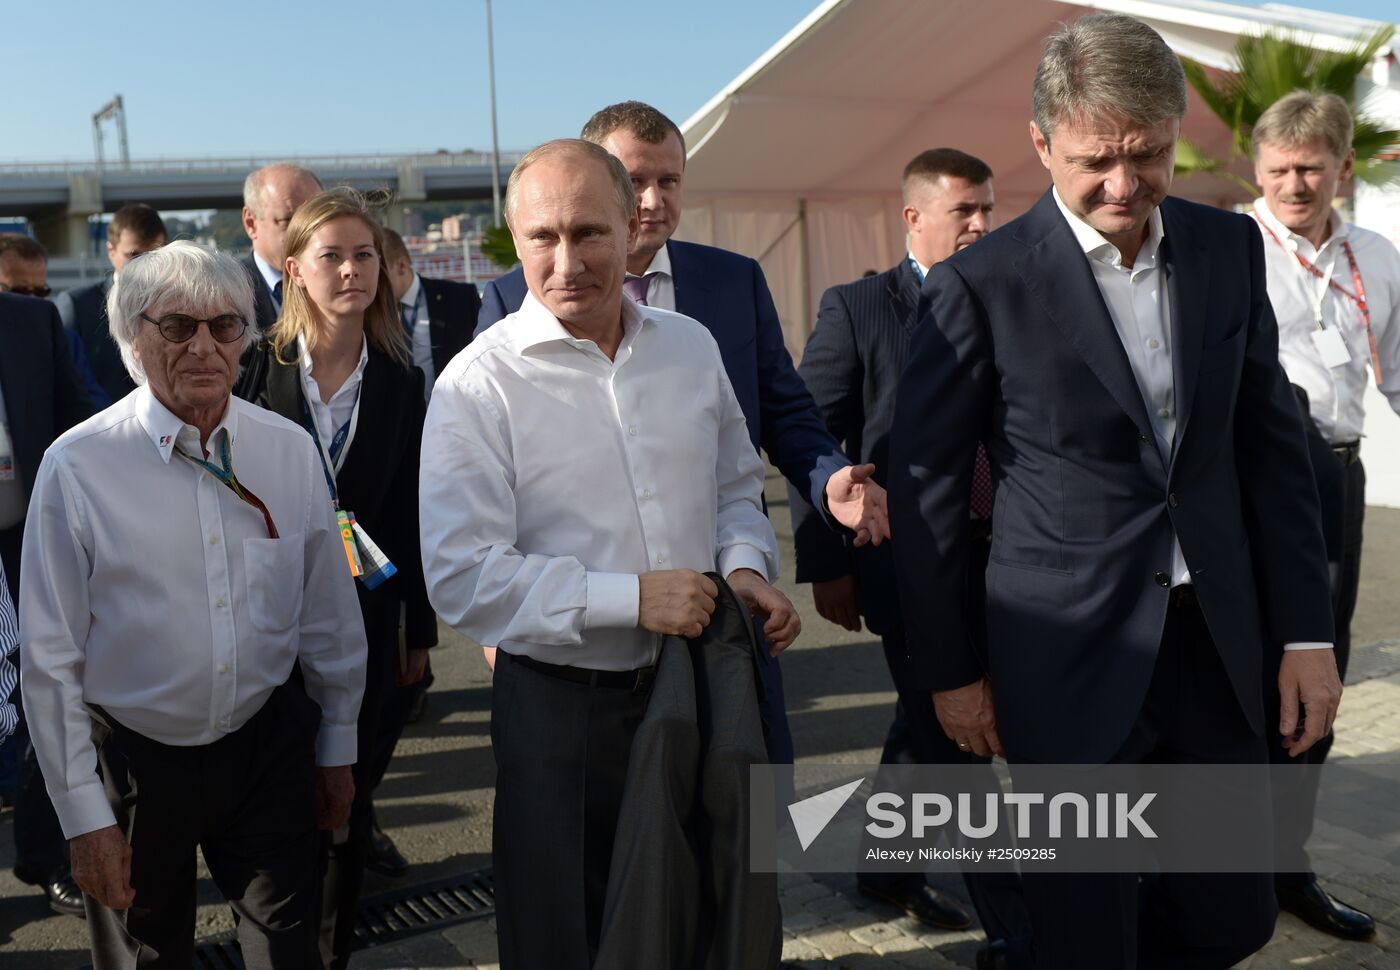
32, 173, 103, 258
386, 162, 427, 234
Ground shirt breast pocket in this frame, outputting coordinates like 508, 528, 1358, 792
244, 536, 305, 634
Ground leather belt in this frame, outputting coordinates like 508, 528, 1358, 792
508, 652, 656, 692
1332, 441, 1361, 466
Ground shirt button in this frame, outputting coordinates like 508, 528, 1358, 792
1158, 407, 1171, 419
219, 664, 229, 674
215, 597, 226, 608
1148, 338, 1160, 350
1154, 571, 1170, 587
628, 426, 638, 437
642, 489, 653, 500
656, 556, 666, 565
1167, 493, 1179, 508
209, 535, 218, 545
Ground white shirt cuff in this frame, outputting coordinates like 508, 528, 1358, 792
315, 724, 358, 767
1283, 642, 1333, 651
51, 779, 118, 840
585, 572, 640, 630
719, 545, 770, 584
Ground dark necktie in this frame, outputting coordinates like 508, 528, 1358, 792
622, 273, 655, 306
971, 444, 994, 520
400, 303, 416, 346
272, 279, 283, 307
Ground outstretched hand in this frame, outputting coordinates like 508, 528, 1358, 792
825, 463, 890, 547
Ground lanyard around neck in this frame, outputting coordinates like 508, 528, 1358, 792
297, 363, 363, 508
174, 432, 280, 539
1253, 214, 1381, 384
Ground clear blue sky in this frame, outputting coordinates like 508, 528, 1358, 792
3, 0, 1394, 162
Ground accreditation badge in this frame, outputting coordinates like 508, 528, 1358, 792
337, 509, 364, 577
350, 514, 398, 590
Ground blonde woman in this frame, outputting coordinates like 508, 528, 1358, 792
238, 187, 435, 970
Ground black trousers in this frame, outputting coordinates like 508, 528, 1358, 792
860, 523, 1032, 948
1017, 593, 1277, 970
316, 625, 395, 970
85, 684, 322, 970
491, 651, 650, 970
1270, 452, 1363, 882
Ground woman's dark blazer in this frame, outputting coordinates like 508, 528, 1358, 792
238, 341, 437, 658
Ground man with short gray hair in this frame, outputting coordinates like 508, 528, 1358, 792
1251, 88, 1400, 941
21, 241, 366, 967
890, 14, 1338, 968
240, 162, 323, 330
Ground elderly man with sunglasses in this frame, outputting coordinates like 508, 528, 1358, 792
19, 241, 367, 969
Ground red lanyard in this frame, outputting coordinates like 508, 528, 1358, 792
1254, 214, 1381, 385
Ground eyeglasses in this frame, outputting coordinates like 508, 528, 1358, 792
0, 283, 52, 299
140, 312, 248, 344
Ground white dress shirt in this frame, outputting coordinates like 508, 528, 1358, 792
253, 251, 284, 310
626, 244, 676, 311
20, 386, 367, 839
1054, 190, 1187, 588
420, 291, 777, 672
299, 332, 369, 452
1253, 198, 1400, 444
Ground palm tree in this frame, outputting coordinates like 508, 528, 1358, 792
1176, 26, 1400, 191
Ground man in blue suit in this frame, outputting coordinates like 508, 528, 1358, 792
890, 15, 1340, 969
477, 101, 888, 763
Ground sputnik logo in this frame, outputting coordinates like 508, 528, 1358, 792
787, 778, 864, 851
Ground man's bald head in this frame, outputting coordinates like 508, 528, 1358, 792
241, 162, 323, 267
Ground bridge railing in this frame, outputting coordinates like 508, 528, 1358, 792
0, 151, 526, 178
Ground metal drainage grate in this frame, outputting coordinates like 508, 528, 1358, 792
81, 868, 496, 970
352, 868, 496, 947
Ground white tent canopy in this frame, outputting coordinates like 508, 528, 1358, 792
675, 0, 1400, 500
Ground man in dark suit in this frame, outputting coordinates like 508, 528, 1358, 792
239, 163, 323, 331
0, 292, 94, 916
793, 150, 1032, 967
477, 101, 888, 764
889, 15, 1340, 969
55, 203, 168, 406
384, 228, 481, 399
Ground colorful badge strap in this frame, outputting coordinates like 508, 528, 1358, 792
174, 432, 280, 539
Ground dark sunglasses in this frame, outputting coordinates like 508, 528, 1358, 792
140, 312, 248, 344
0, 283, 52, 299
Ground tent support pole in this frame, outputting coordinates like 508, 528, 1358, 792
797, 198, 811, 345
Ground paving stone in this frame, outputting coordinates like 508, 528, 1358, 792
783, 879, 836, 904
874, 933, 928, 956
782, 910, 828, 932
804, 927, 877, 959
781, 937, 825, 961
849, 921, 905, 947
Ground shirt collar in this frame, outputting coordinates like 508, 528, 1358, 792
514, 289, 650, 354
631, 244, 672, 280
135, 383, 239, 463
296, 332, 370, 384
252, 250, 283, 290
401, 273, 423, 310
1252, 197, 1348, 257
1052, 187, 1165, 270
908, 252, 932, 283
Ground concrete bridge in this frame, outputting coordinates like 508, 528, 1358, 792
0, 151, 523, 257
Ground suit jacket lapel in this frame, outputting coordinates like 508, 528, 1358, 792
888, 259, 920, 333
1160, 202, 1207, 462
1015, 192, 1154, 440
669, 242, 720, 337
